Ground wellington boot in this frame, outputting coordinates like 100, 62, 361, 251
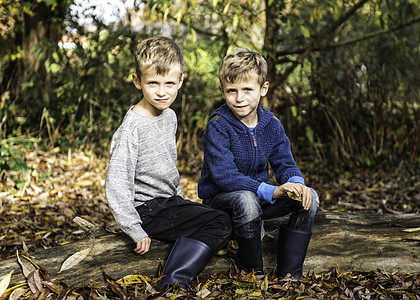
157, 236, 213, 289
237, 233, 264, 276
277, 224, 311, 279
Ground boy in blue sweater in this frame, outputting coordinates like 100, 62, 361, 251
198, 48, 319, 279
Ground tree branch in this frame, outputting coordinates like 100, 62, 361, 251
275, 0, 370, 86
276, 15, 420, 57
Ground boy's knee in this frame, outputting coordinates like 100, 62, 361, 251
234, 191, 261, 219
310, 188, 320, 210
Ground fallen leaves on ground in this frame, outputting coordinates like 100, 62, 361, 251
1, 261, 419, 299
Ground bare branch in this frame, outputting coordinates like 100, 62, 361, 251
276, 15, 420, 57
275, 0, 370, 86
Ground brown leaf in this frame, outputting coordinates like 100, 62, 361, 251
16, 251, 31, 278
27, 269, 42, 294
42, 280, 62, 294
59, 247, 92, 273
8, 287, 27, 300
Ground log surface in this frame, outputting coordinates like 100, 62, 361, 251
0, 212, 419, 286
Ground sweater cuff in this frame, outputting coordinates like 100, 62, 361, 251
287, 176, 305, 185
126, 224, 149, 243
257, 182, 277, 204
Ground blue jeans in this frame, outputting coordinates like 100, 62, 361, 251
204, 189, 319, 239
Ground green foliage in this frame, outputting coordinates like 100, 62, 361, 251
0, 138, 34, 187
0, 0, 419, 171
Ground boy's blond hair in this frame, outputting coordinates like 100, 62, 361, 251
135, 36, 185, 78
219, 48, 268, 87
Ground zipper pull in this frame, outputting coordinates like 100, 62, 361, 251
253, 137, 257, 147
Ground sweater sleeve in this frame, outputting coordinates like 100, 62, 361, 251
202, 120, 261, 193
268, 120, 304, 185
105, 128, 148, 243
257, 182, 277, 203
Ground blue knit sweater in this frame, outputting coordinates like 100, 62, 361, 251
198, 103, 304, 201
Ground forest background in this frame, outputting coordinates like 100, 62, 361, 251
0, 0, 419, 297
1, 0, 420, 251
0, 0, 420, 297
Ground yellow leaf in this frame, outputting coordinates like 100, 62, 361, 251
0, 271, 13, 297
73, 181, 93, 187
403, 227, 420, 232
59, 247, 92, 273
116, 274, 151, 285
287, 191, 302, 202
250, 291, 262, 297
223, 1, 230, 14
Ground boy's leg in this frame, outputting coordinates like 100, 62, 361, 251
261, 188, 319, 231
136, 196, 231, 253
205, 190, 264, 274
136, 196, 232, 288
261, 188, 319, 279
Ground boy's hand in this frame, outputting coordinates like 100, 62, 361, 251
134, 237, 151, 255
273, 183, 312, 210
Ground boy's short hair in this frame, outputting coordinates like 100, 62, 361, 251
219, 48, 268, 87
135, 36, 185, 78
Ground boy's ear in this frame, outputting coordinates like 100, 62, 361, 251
219, 85, 226, 99
132, 73, 142, 90
260, 81, 269, 97
177, 73, 185, 89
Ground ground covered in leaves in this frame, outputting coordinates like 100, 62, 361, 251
1, 145, 419, 299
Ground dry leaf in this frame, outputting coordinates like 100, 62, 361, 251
27, 270, 42, 294
59, 247, 92, 273
116, 274, 150, 285
16, 251, 31, 278
8, 287, 27, 300
0, 271, 13, 296
196, 287, 211, 298
403, 227, 420, 232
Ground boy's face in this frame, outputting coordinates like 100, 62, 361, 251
133, 66, 184, 116
220, 74, 269, 127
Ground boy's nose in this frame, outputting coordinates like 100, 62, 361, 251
236, 92, 245, 102
157, 85, 165, 96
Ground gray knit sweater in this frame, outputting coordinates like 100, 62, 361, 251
105, 107, 182, 243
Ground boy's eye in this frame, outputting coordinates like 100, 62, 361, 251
166, 82, 176, 85
244, 88, 253, 92
148, 81, 158, 85
227, 89, 236, 93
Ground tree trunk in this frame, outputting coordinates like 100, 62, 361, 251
0, 212, 419, 287
1, 0, 68, 126
262, 0, 285, 109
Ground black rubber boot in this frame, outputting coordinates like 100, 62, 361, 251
237, 232, 264, 275
157, 236, 213, 289
276, 224, 312, 279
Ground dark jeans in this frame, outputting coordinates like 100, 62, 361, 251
136, 196, 232, 252
204, 189, 319, 239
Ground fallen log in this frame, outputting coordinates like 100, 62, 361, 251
0, 212, 419, 287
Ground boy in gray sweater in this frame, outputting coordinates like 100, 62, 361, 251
105, 36, 232, 288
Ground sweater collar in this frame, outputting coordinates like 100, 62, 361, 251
211, 103, 273, 131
